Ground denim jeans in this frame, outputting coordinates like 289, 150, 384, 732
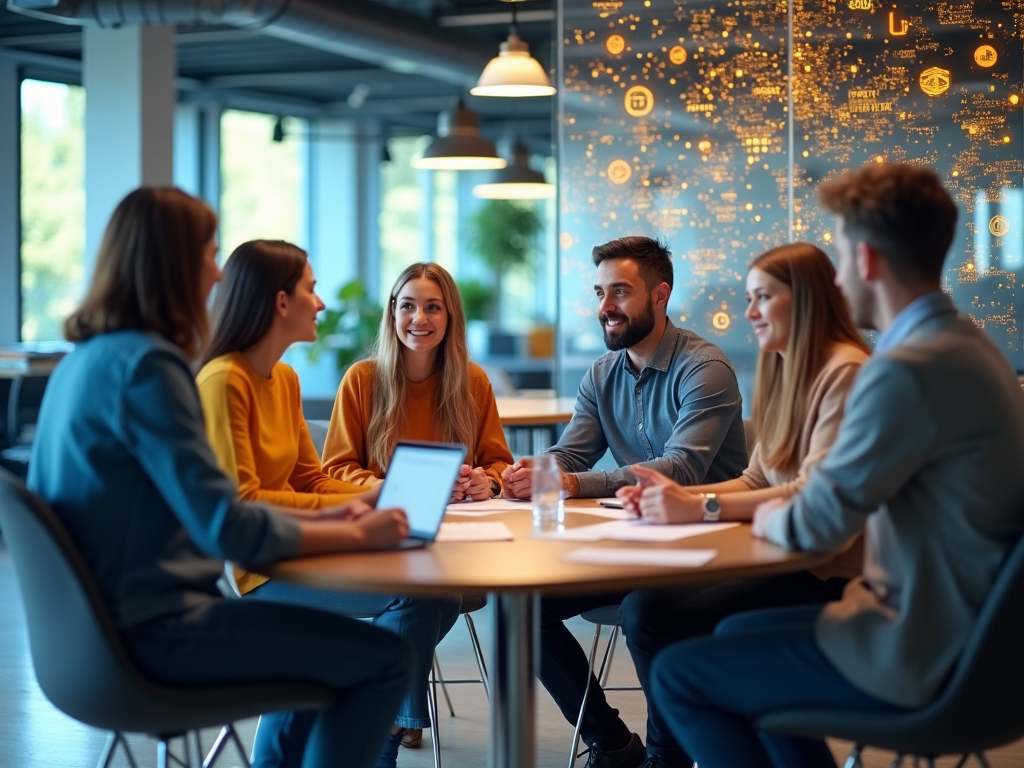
122, 597, 415, 768
650, 605, 906, 768
251, 580, 461, 728
538, 571, 847, 765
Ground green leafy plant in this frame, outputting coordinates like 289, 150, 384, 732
307, 279, 383, 372
456, 279, 495, 323
466, 200, 544, 323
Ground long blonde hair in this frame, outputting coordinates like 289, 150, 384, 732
750, 243, 869, 472
367, 263, 477, 472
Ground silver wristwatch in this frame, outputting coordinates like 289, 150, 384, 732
701, 493, 721, 522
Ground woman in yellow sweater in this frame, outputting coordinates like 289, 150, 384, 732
322, 262, 513, 500
197, 241, 459, 768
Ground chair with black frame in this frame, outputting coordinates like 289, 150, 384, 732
756, 531, 1024, 768
0, 468, 335, 768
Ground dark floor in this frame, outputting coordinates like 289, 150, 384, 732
1, 544, 1021, 768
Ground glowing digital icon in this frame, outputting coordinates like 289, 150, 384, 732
848, 0, 871, 9
888, 11, 909, 36
919, 67, 950, 97
607, 159, 633, 185
975, 45, 997, 68
669, 46, 687, 65
607, 35, 625, 55
697, 139, 712, 154
559, 232, 574, 249
712, 311, 731, 331
624, 85, 654, 117
989, 215, 1009, 238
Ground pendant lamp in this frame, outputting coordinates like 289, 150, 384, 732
470, 3, 555, 98
412, 100, 507, 170
473, 142, 555, 199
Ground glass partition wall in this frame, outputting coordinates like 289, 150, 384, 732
557, 0, 1024, 401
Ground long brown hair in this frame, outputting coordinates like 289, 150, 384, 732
64, 187, 217, 359
367, 262, 476, 473
203, 240, 308, 366
749, 243, 869, 472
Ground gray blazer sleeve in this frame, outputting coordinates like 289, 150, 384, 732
765, 356, 937, 551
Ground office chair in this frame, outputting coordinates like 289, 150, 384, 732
756, 531, 1024, 768
568, 604, 643, 768
0, 468, 335, 768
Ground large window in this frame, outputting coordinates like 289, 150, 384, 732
20, 79, 85, 342
379, 135, 431, 301
220, 110, 306, 258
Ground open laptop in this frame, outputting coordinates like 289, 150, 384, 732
376, 440, 467, 550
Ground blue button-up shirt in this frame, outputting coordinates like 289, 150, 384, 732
874, 291, 952, 353
549, 322, 748, 497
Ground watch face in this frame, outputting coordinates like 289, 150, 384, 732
704, 497, 721, 514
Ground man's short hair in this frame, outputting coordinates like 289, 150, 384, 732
818, 163, 957, 285
592, 236, 674, 290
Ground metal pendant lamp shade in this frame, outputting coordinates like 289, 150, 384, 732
473, 142, 555, 199
412, 102, 507, 170
471, 33, 556, 98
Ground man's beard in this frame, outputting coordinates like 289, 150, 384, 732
601, 299, 656, 351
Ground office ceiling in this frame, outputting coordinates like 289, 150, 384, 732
0, 0, 555, 151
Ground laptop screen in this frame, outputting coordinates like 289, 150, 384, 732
376, 441, 466, 540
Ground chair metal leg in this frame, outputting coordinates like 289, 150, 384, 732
567, 623, 604, 768
97, 732, 137, 768
843, 744, 865, 768
465, 612, 491, 699
158, 739, 169, 768
249, 716, 261, 764
595, 626, 618, 688
433, 654, 457, 717
427, 666, 442, 768
974, 753, 992, 768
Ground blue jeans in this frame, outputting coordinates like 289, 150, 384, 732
539, 571, 846, 764
250, 581, 461, 728
122, 597, 415, 768
650, 605, 906, 768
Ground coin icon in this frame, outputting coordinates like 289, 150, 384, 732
990, 215, 1009, 237
669, 46, 687, 65
559, 233, 574, 249
607, 35, 625, 55
712, 312, 731, 331
607, 159, 632, 185
624, 85, 655, 117
919, 67, 950, 97
975, 45, 997, 68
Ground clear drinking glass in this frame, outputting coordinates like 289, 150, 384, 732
531, 454, 565, 532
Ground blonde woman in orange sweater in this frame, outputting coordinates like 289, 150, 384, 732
322, 262, 513, 500
197, 241, 459, 768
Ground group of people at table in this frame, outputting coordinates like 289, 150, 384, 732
24, 162, 1024, 768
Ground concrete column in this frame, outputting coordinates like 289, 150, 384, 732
83, 25, 175, 271
0, 58, 19, 344
354, 119, 382, 300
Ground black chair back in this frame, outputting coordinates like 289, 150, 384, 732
0, 468, 333, 735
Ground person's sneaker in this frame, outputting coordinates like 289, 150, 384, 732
401, 728, 423, 749
581, 733, 646, 768
374, 728, 406, 768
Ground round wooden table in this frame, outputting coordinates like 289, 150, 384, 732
263, 500, 832, 768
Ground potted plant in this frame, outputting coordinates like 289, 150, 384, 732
307, 279, 383, 372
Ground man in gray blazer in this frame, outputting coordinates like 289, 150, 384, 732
649, 163, 1024, 768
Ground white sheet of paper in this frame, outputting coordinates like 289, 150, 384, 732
577, 507, 636, 520
534, 520, 739, 542
563, 547, 717, 568
445, 499, 532, 515
436, 522, 515, 542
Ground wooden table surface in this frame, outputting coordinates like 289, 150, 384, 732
494, 397, 577, 427
263, 499, 831, 597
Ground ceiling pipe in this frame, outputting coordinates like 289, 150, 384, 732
6, 0, 495, 88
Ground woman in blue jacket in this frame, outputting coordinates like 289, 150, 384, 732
28, 186, 414, 768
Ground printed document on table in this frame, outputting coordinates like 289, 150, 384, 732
564, 547, 717, 568
445, 499, 532, 516
534, 520, 739, 542
436, 522, 515, 542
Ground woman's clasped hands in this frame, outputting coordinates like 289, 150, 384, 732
450, 464, 493, 502
615, 465, 706, 524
